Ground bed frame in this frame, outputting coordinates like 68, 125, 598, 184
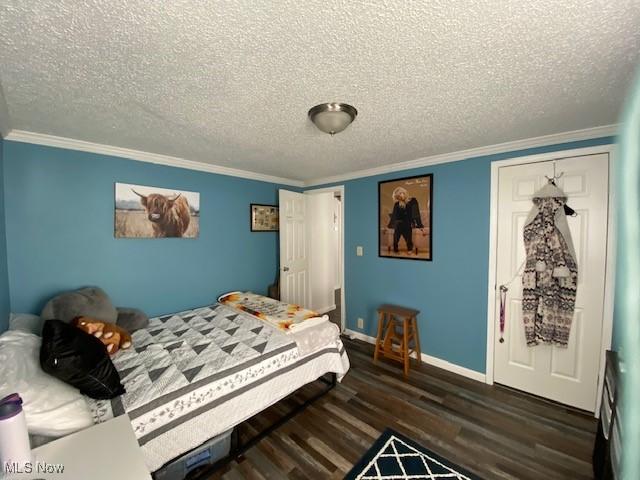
188, 372, 337, 478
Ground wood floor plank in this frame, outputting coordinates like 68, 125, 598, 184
320, 402, 382, 439
289, 406, 364, 464
273, 430, 332, 477
204, 337, 596, 480
244, 446, 289, 479
236, 457, 267, 480
305, 437, 353, 473
258, 438, 297, 473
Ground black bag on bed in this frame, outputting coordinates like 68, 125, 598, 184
40, 319, 126, 400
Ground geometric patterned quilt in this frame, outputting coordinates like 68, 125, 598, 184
86, 301, 351, 472
89, 304, 298, 439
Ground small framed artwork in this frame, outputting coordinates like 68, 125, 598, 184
250, 204, 279, 232
379, 174, 433, 261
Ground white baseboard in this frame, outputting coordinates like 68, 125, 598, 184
316, 304, 337, 315
420, 353, 487, 383
344, 329, 377, 344
343, 328, 486, 383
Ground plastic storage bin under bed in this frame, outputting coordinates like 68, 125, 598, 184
153, 429, 233, 480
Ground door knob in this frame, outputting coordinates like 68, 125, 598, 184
283, 266, 290, 272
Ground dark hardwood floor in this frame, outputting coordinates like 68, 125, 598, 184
206, 337, 597, 479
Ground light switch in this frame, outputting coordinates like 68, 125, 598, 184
356, 246, 363, 256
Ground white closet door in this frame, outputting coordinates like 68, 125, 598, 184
493, 154, 609, 411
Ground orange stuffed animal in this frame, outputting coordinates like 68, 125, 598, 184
72, 316, 132, 355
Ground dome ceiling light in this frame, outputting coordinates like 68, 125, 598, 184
308, 102, 358, 135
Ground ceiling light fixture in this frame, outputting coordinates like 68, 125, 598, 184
308, 102, 357, 135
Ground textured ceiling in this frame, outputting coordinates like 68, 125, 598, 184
0, 1, 638, 182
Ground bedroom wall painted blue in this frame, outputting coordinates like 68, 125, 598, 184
325, 136, 615, 374
0, 138, 10, 331
2, 141, 285, 317
0, 136, 617, 369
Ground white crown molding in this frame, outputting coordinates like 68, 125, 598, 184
304, 124, 619, 186
343, 328, 486, 383
4, 129, 305, 187
3, 124, 617, 187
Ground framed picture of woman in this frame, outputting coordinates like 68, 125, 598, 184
379, 174, 433, 260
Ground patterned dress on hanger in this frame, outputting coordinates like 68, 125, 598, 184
522, 196, 578, 347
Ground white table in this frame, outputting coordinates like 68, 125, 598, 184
5, 415, 151, 480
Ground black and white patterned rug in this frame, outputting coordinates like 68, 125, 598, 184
345, 429, 482, 480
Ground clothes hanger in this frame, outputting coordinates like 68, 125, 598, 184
544, 172, 563, 185
544, 173, 577, 217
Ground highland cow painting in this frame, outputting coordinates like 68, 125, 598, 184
379, 174, 432, 260
115, 183, 200, 238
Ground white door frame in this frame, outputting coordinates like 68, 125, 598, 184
304, 185, 346, 332
485, 144, 616, 414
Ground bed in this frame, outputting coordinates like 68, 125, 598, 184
87, 295, 349, 472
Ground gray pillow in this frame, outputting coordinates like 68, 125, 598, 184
40, 287, 118, 324
116, 307, 149, 333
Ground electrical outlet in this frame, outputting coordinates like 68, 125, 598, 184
356, 246, 363, 256
357, 317, 364, 329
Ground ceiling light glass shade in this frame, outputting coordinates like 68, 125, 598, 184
308, 103, 357, 135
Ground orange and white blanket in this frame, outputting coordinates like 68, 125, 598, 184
218, 292, 338, 355
218, 291, 320, 331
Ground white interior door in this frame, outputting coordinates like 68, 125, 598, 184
493, 153, 609, 411
279, 189, 309, 307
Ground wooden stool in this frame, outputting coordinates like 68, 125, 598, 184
374, 304, 421, 377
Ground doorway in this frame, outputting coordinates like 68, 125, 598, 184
326, 192, 343, 330
278, 186, 345, 332
487, 146, 615, 413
